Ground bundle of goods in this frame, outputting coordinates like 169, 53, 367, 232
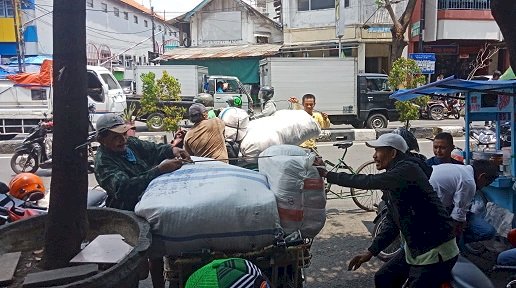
240, 110, 321, 159
259, 145, 326, 238
218, 107, 249, 142
134, 157, 283, 257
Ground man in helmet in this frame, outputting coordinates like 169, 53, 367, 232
252, 86, 276, 119
94, 113, 191, 288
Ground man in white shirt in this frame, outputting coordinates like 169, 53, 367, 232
429, 160, 498, 244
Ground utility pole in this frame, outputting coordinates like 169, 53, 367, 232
12, 0, 24, 72
151, 6, 156, 53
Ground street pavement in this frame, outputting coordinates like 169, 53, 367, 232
0, 136, 468, 287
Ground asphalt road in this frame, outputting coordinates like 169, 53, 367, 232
0, 136, 468, 287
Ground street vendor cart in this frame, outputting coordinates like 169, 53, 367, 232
390, 76, 516, 216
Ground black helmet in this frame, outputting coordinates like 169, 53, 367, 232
391, 127, 420, 152
258, 86, 274, 101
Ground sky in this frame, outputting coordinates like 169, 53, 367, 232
141, 0, 253, 19
140, 0, 205, 19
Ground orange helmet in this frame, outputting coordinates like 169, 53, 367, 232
9, 173, 46, 201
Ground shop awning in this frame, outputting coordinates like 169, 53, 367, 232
390, 76, 516, 101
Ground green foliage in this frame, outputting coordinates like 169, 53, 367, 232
140, 71, 185, 131
121, 102, 142, 124
388, 58, 429, 128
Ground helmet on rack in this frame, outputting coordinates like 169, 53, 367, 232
391, 127, 420, 152
9, 173, 46, 201
258, 86, 274, 102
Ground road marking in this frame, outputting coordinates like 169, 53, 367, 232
0, 156, 12, 159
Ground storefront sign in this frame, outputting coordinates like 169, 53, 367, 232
423, 45, 459, 55
409, 53, 436, 75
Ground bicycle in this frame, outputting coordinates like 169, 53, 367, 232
323, 139, 383, 212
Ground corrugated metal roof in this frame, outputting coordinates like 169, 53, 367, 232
159, 44, 282, 60
119, 0, 165, 20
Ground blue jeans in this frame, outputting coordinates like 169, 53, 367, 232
463, 212, 496, 244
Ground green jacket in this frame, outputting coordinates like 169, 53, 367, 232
94, 137, 173, 210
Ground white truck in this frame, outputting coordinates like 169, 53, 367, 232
0, 66, 126, 133
260, 57, 399, 129
133, 65, 208, 101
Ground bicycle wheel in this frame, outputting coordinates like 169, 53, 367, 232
350, 160, 383, 211
374, 214, 402, 262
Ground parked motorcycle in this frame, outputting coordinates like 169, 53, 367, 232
419, 97, 463, 121
0, 181, 107, 225
10, 119, 54, 174
10, 106, 98, 174
469, 122, 511, 151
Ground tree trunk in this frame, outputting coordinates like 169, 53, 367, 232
491, 0, 516, 70
42, 0, 88, 269
390, 29, 408, 65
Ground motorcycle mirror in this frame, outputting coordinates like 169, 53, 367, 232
0, 182, 9, 194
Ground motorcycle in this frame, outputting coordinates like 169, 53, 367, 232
419, 98, 448, 121
469, 122, 511, 151
0, 182, 107, 225
10, 119, 54, 174
10, 105, 99, 174
419, 97, 463, 121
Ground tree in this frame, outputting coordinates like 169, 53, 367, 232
491, 0, 516, 70
376, 0, 418, 62
467, 43, 500, 80
42, 0, 89, 269
140, 71, 185, 132
388, 57, 427, 128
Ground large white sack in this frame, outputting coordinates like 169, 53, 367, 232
219, 107, 249, 142
240, 110, 321, 158
259, 145, 326, 238
134, 157, 283, 257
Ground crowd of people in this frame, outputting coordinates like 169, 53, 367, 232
91, 86, 507, 287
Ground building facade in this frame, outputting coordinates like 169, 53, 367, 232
409, 0, 505, 79
1, 0, 179, 76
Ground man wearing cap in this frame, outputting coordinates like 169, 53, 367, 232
184, 103, 229, 163
94, 113, 191, 288
317, 133, 458, 287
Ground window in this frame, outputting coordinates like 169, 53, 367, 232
86, 0, 93, 8
158, 25, 162, 31
123, 12, 128, 20
134, 15, 138, 23
31, 90, 47, 101
344, 0, 350, 8
113, 7, 119, 17
144, 20, 148, 27
0, 0, 14, 16
298, 0, 334, 11
101, 3, 107, 12
169, 30, 172, 36
100, 73, 121, 90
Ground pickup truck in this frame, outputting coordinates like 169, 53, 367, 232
126, 96, 192, 131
